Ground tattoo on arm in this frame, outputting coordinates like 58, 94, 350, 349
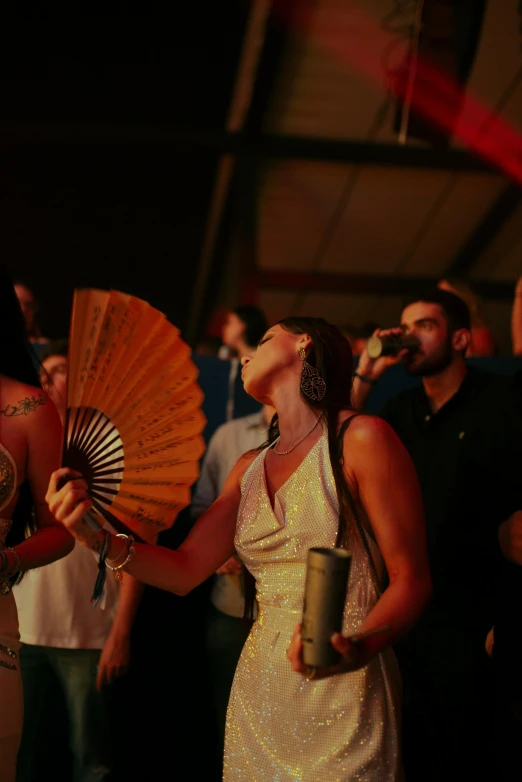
0, 395, 46, 418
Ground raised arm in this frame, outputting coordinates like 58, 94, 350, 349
46, 452, 256, 596
351, 328, 409, 411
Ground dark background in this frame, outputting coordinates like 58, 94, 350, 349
4, 10, 250, 771
1, 1, 250, 339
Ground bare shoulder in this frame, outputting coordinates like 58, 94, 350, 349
237, 448, 261, 475
0, 377, 49, 420
340, 411, 415, 489
339, 411, 395, 447
339, 413, 404, 474
219, 448, 261, 497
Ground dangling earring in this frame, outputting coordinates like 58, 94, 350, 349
299, 347, 326, 402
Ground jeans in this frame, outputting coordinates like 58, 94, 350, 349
16, 645, 109, 782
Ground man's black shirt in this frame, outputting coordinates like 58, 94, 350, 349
380, 367, 522, 671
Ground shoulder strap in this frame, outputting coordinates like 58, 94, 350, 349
336, 413, 385, 597
337, 413, 360, 463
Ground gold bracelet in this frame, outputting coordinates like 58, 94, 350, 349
106, 535, 136, 583
106, 535, 129, 567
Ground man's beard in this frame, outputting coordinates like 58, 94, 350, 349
405, 337, 453, 377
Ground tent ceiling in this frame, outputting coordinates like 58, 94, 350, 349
257, 163, 506, 277
212, 0, 522, 352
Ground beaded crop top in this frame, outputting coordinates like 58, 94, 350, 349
0, 443, 17, 527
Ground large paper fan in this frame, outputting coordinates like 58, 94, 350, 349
63, 288, 206, 543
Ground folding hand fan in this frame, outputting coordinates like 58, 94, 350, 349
62, 288, 206, 543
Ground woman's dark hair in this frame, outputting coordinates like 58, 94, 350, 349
1, 270, 41, 387
244, 316, 357, 619
234, 306, 268, 350
0, 266, 42, 564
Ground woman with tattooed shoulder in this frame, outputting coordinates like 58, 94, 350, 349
0, 267, 73, 780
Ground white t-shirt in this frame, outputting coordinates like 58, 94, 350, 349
14, 541, 119, 649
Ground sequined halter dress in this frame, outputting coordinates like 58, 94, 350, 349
224, 426, 403, 781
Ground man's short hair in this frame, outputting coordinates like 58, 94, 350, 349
403, 289, 471, 333
40, 339, 69, 363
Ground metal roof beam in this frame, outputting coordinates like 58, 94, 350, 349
445, 182, 522, 277
185, 0, 274, 345
187, 0, 299, 344
0, 123, 498, 173
256, 136, 495, 171
254, 270, 515, 301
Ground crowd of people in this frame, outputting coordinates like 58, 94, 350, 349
1, 268, 522, 781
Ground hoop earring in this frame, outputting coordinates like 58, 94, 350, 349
299, 347, 326, 402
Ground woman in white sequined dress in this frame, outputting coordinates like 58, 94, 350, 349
0, 269, 73, 781
48, 317, 431, 781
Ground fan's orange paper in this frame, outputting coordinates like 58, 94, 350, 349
63, 288, 206, 543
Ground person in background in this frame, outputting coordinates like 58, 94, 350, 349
194, 335, 222, 357
484, 371, 522, 779
0, 267, 73, 781
219, 306, 268, 421
437, 277, 496, 356
341, 321, 382, 357
15, 340, 144, 782
220, 306, 268, 361
14, 283, 50, 362
40, 340, 68, 420
192, 404, 275, 764
492, 501, 522, 779
511, 274, 522, 356
352, 288, 521, 780
340, 324, 363, 355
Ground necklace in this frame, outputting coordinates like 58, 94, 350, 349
273, 414, 324, 456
